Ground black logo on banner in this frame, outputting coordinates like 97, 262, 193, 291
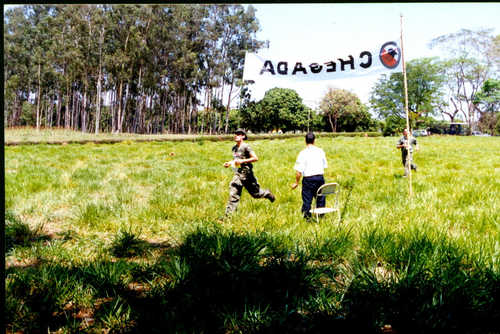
379, 41, 401, 69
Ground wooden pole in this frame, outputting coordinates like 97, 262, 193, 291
400, 14, 412, 197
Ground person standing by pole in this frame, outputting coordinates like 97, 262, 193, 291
223, 128, 275, 216
400, 14, 413, 196
396, 128, 419, 177
291, 132, 328, 220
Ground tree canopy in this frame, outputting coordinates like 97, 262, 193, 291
369, 57, 445, 128
240, 87, 309, 132
319, 88, 376, 133
3, 4, 265, 134
429, 28, 499, 132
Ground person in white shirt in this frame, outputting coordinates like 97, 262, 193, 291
291, 132, 328, 219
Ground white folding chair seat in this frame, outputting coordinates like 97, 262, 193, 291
309, 182, 340, 222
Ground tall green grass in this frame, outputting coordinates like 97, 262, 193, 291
5, 134, 500, 332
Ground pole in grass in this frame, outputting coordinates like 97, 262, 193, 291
400, 14, 412, 198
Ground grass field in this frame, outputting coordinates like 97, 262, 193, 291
5, 130, 500, 333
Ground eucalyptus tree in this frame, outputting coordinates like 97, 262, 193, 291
69, 4, 102, 132
105, 5, 140, 133
92, 5, 108, 134
53, 4, 88, 130
221, 4, 264, 133
148, 5, 178, 133
197, 4, 264, 134
128, 5, 155, 133
4, 6, 33, 126
3, 4, 266, 134
24, 5, 55, 129
167, 4, 208, 134
202, 4, 224, 117
48, 5, 73, 128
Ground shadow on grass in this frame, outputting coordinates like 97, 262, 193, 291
5, 223, 500, 333
5, 210, 54, 254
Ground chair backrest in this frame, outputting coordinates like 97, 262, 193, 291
317, 182, 338, 196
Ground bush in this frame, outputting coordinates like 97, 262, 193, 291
110, 229, 148, 258
383, 115, 406, 136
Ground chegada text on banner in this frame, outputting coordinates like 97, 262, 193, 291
243, 40, 402, 83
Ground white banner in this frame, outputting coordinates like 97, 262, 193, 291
243, 40, 403, 83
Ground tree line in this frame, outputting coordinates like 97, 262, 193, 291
370, 29, 500, 135
4, 4, 265, 134
4, 5, 499, 136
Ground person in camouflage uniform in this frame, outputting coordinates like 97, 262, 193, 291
223, 129, 275, 215
396, 128, 419, 176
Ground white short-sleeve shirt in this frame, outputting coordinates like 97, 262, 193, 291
294, 145, 327, 177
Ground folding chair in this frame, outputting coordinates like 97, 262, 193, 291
309, 182, 340, 223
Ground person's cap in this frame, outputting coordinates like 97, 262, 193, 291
235, 128, 247, 140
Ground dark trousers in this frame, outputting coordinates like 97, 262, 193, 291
301, 175, 325, 218
401, 150, 417, 173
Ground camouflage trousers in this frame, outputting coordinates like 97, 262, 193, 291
225, 170, 272, 215
402, 150, 417, 176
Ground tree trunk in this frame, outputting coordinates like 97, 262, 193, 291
36, 63, 41, 130
95, 66, 102, 134
120, 83, 129, 133
160, 91, 166, 133
180, 90, 186, 134
133, 66, 143, 133
116, 80, 123, 133
111, 89, 116, 132
148, 94, 154, 134
328, 115, 335, 132
56, 90, 62, 127
65, 81, 70, 129
46, 96, 53, 127
81, 86, 87, 133
225, 77, 235, 134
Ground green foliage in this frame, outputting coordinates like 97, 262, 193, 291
475, 79, 500, 134
429, 29, 498, 128
110, 229, 148, 258
240, 87, 309, 132
496, 113, 500, 135
3, 4, 265, 134
320, 88, 373, 133
336, 104, 380, 132
478, 111, 500, 135
370, 57, 445, 124
20, 101, 35, 125
474, 78, 500, 112
382, 115, 407, 136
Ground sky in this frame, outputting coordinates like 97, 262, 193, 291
246, 3, 500, 109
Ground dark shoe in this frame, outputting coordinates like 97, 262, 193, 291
267, 192, 275, 203
412, 165, 417, 172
